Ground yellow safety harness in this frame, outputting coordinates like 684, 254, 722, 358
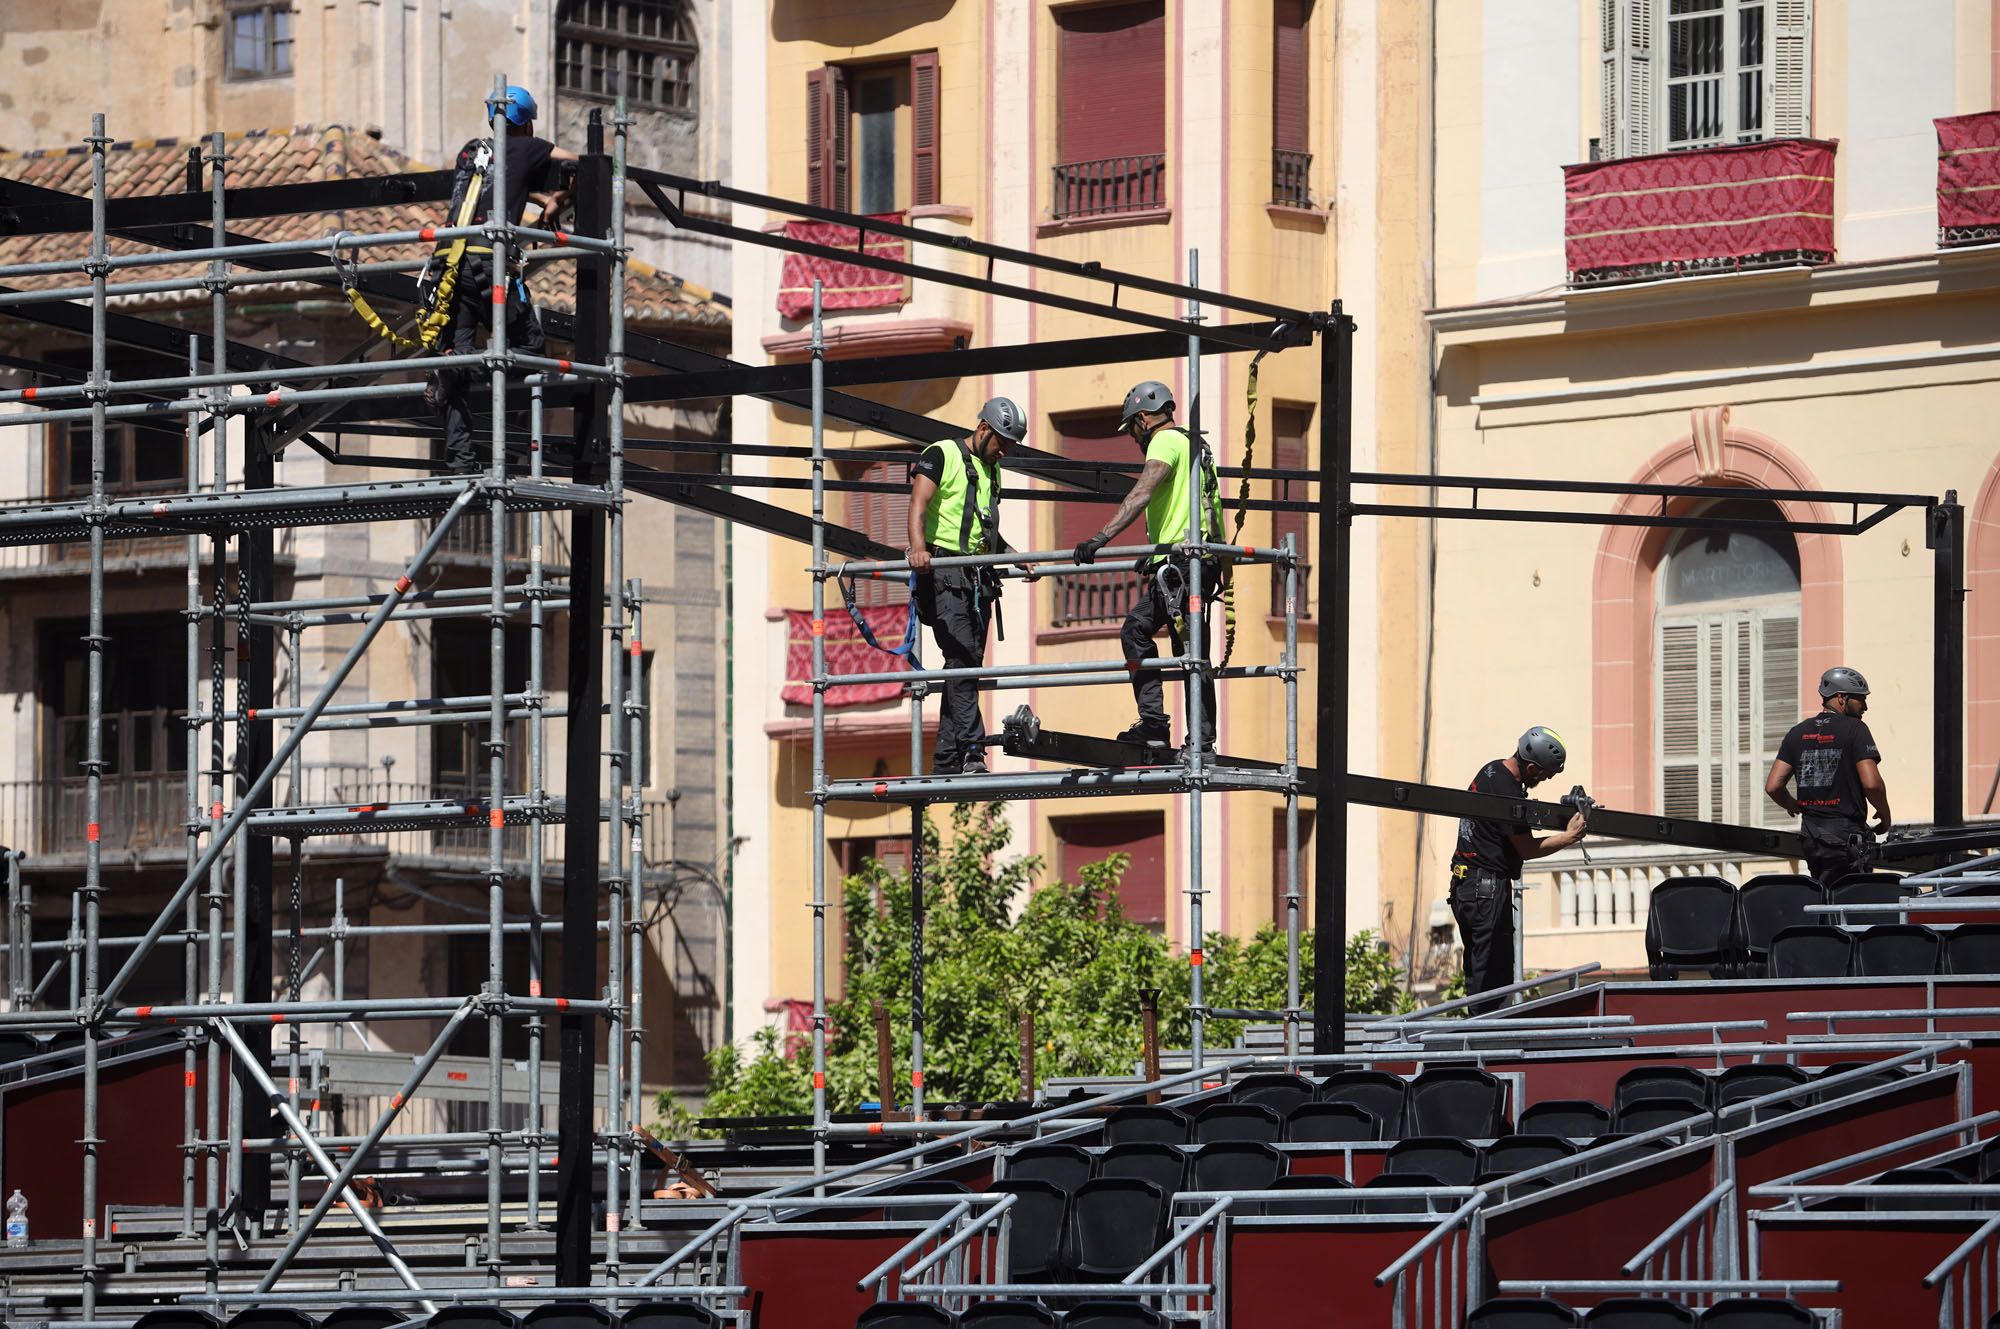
339, 141, 493, 353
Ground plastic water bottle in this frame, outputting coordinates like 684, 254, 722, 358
4, 1190, 24, 1249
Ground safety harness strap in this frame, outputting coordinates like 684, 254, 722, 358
341, 142, 492, 352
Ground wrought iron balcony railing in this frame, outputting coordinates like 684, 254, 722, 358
1271, 149, 1312, 208
1051, 153, 1167, 221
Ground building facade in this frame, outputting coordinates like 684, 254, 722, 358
725, 0, 1437, 1039
0, 1, 734, 1092
1425, 0, 2000, 974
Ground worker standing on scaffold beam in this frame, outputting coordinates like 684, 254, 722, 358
906, 397, 1025, 775
1450, 728, 1588, 1006
433, 86, 577, 475
1073, 380, 1224, 755
1766, 666, 1893, 885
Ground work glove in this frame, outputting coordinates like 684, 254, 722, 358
1073, 533, 1110, 565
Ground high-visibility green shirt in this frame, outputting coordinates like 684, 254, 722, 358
918, 439, 998, 553
1143, 426, 1223, 545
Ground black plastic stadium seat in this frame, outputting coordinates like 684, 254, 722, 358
989, 1178, 1069, 1282
229, 1313, 315, 1329
1767, 925, 1853, 979
1385, 1136, 1482, 1187
1974, 1136, 2000, 1182
621, 1304, 723, 1329
1063, 1303, 1164, 1329
1866, 1165, 1987, 1211
1516, 1098, 1613, 1138
1828, 873, 1907, 909
523, 1304, 614, 1329
1101, 1104, 1189, 1146
1004, 1142, 1093, 1192
1714, 1063, 1811, 1116
428, 1313, 520, 1329
1361, 1170, 1445, 1214
1482, 1134, 1577, 1179
1408, 1065, 1510, 1137
132, 1314, 223, 1329
958, 1302, 1057, 1329
1316, 1069, 1407, 1137
875, 1177, 973, 1221
1257, 1172, 1358, 1216
1645, 877, 1739, 978
1810, 1060, 1908, 1104
1698, 1297, 1817, 1327
320, 1311, 409, 1329
1946, 924, 2000, 977
1613, 1065, 1711, 1115
1188, 1140, 1284, 1192
1283, 1101, 1378, 1143
1095, 1141, 1185, 1197
1070, 1178, 1168, 1281
1854, 923, 1943, 976
1192, 1100, 1282, 1146
1229, 1071, 1316, 1117
856, 1305, 956, 1329
1584, 1300, 1698, 1328
1614, 1097, 1709, 1135
0, 1032, 42, 1065
1467, 1300, 1582, 1328
1733, 874, 1824, 976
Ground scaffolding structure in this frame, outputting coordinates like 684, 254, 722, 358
0, 71, 1989, 1327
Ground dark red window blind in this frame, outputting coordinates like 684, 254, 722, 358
910, 51, 941, 208
1274, 0, 1309, 152
1270, 406, 1311, 617
1057, 812, 1168, 927
1054, 2, 1166, 217
1053, 414, 1141, 627
844, 457, 911, 605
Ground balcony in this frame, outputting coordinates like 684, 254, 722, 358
1051, 570, 1143, 630
0, 773, 187, 866
433, 508, 569, 570
1563, 138, 1837, 286
1051, 153, 1167, 221
1271, 149, 1312, 209
1937, 111, 2000, 247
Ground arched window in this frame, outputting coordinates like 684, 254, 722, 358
1656, 498, 1801, 826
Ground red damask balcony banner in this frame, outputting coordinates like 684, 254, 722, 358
1563, 139, 1837, 282
775, 215, 910, 318
782, 607, 910, 709
1937, 112, 2000, 237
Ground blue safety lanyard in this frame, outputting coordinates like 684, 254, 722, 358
838, 570, 919, 657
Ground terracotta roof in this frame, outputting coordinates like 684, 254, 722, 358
0, 124, 729, 332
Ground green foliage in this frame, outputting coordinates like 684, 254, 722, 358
662, 804, 1423, 1133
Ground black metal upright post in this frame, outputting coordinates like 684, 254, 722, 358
1311, 305, 1353, 1057
1932, 490, 1966, 828
557, 111, 613, 1287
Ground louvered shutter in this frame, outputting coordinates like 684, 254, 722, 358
1058, 813, 1168, 927
1601, 0, 1657, 159
806, 65, 851, 209
1057, 2, 1167, 164
1270, 411, 1311, 617
910, 51, 941, 207
1660, 619, 1702, 818
1759, 614, 1800, 826
1273, 0, 1309, 154
1768, 0, 1812, 138
846, 459, 910, 606
1732, 617, 1756, 825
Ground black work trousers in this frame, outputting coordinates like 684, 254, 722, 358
1448, 867, 1516, 1010
1801, 814, 1872, 887
437, 254, 544, 474
1121, 560, 1218, 746
914, 563, 993, 774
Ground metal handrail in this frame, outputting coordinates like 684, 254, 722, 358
1374, 1193, 1484, 1286
1365, 963, 1601, 1023
1622, 1182, 1732, 1274
1758, 1111, 2000, 1187
1124, 1195, 1233, 1284
857, 1200, 973, 1291
1925, 1212, 2000, 1286
902, 1193, 1017, 1281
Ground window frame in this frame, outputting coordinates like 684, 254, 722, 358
555, 0, 698, 115
224, 1, 295, 83
1661, 0, 1769, 152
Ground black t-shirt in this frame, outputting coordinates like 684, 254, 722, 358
456, 136, 562, 227
1776, 710, 1882, 821
909, 443, 948, 486
1453, 759, 1530, 878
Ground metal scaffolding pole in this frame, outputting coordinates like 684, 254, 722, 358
603, 94, 631, 1267
1184, 248, 1208, 1070
809, 281, 830, 1185
526, 377, 550, 1232
483, 74, 512, 1286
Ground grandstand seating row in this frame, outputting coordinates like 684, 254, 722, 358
1641, 871, 1968, 978
1467, 1297, 1816, 1326
132, 1305, 721, 1329
1763, 922, 2000, 977
856, 1303, 1161, 1329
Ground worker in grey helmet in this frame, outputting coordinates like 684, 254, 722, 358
1073, 379, 1225, 753
906, 397, 1024, 775
1766, 666, 1891, 885
1449, 727, 1588, 1004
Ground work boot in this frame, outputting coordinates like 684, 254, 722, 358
961, 755, 989, 775
1117, 719, 1171, 749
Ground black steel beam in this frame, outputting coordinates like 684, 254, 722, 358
1349, 503, 1912, 536
555, 123, 612, 1289
622, 470, 898, 561
630, 166, 1316, 327
0, 170, 455, 236
1356, 470, 1934, 510
1313, 308, 1352, 1058
1933, 493, 1967, 828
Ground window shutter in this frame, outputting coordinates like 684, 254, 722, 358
1760, 614, 1800, 826
1769, 0, 1812, 138
1273, 0, 1309, 154
1057, 813, 1168, 927
910, 51, 940, 208
806, 65, 850, 209
1270, 410, 1311, 618
1057, 2, 1167, 164
1732, 617, 1755, 825
1601, 0, 1657, 159
845, 459, 910, 605
1660, 619, 1701, 818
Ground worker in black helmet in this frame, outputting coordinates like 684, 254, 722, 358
434, 86, 578, 475
1073, 379, 1225, 753
907, 397, 1024, 775
1450, 727, 1589, 1003
1766, 666, 1891, 885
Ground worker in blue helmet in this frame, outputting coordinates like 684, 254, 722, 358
433, 86, 580, 474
